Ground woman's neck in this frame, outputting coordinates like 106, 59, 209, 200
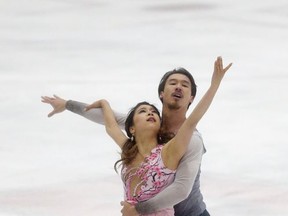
136, 134, 158, 157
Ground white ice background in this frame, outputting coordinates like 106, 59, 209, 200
0, 0, 288, 215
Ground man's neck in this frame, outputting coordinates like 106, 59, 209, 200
161, 107, 187, 134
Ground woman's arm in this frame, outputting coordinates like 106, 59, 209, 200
165, 57, 232, 165
85, 100, 127, 148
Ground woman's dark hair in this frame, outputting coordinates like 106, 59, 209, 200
114, 102, 162, 172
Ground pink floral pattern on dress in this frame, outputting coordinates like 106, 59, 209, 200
121, 145, 176, 205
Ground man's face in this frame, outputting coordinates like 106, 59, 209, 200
160, 73, 194, 110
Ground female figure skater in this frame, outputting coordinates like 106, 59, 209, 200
83, 58, 232, 215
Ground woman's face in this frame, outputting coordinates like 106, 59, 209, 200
130, 104, 161, 135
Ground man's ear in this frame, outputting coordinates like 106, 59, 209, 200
189, 95, 194, 104
159, 91, 164, 99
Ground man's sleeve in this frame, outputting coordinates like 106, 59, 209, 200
135, 132, 204, 214
65, 100, 126, 129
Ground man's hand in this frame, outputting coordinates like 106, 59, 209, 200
41, 95, 67, 117
120, 201, 139, 216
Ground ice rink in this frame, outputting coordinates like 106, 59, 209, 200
1, 0, 288, 215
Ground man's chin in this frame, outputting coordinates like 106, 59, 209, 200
167, 103, 181, 110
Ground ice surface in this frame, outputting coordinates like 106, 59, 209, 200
1, 0, 288, 215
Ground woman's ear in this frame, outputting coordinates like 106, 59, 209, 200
129, 126, 135, 135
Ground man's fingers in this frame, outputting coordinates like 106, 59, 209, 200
48, 111, 55, 117
41, 95, 60, 102
41, 96, 48, 101
120, 201, 124, 214
41, 98, 48, 103
53, 94, 61, 99
41, 98, 50, 104
41, 96, 53, 103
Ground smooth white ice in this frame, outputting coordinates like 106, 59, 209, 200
1, 0, 288, 215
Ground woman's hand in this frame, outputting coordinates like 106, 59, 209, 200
85, 100, 105, 111
212, 56, 232, 85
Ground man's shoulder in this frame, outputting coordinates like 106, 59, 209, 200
192, 129, 203, 139
190, 129, 207, 155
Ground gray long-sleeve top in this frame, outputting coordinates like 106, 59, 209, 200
66, 100, 206, 216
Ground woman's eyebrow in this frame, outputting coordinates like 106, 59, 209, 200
137, 107, 147, 112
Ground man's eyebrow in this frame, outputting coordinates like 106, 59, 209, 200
167, 78, 177, 82
182, 80, 191, 85
168, 78, 190, 85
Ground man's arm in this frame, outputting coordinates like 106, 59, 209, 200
41, 95, 126, 129
66, 100, 126, 128
123, 132, 204, 215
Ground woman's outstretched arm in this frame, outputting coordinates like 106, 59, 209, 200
165, 56, 232, 168
85, 100, 127, 148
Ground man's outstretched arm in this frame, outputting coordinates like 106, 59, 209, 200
66, 100, 126, 128
41, 95, 126, 128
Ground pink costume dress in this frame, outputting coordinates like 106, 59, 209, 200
121, 145, 176, 216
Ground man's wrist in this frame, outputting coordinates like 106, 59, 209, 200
134, 203, 142, 214
65, 100, 73, 111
